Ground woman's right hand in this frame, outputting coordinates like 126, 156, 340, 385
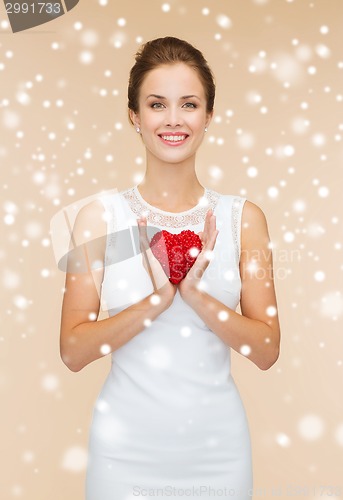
137, 216, 177, 306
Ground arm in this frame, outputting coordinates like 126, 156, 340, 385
180, 201, 281, 371
60, 200, 173, 373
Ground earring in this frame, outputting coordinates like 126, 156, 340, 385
205, 127, 208, 132
136, 126, 141, 133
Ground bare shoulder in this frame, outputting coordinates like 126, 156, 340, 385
65, 198, 108, 273
241, 200, 270, 251
72, 198, 107, 244
241, 199, 267, 225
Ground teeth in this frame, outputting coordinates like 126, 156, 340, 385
161, 135, 186, 142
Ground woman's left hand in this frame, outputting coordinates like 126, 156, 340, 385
178, 208, 219, 300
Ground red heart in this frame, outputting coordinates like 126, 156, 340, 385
149, 230, 203, 284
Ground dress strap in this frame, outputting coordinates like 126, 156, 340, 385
231, 197, 247, 265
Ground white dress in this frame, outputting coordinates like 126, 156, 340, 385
85, 185, 253, 500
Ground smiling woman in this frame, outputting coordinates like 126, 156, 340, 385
127, 36, 216, 115
129, 62, 212, 166
59, 36, 281, 500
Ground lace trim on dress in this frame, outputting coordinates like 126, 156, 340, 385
121, 186, 221, 228
232, 197, 245, 264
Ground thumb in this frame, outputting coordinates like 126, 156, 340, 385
137, 218, 149, 254
137, 217, 149, 247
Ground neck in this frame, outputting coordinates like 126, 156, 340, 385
138, 152, 204, 208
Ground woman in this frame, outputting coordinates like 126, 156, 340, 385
60, 37, 281, 500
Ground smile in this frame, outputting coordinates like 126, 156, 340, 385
158, 134, 189, 145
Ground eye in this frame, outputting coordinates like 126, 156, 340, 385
182, 102, 197, 109
151, 102, 165, 109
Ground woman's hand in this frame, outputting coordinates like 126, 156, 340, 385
178, 208, 219, 300
137, 216, 177, 306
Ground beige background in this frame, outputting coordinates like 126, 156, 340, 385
1, 0, 343, 499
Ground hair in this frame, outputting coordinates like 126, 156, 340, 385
127, 36, 216, 124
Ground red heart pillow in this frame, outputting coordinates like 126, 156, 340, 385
149, 230, 203, 284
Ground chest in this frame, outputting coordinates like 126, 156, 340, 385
99, 192, 242, 314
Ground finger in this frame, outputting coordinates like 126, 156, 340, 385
211, 214, 217, 234
209, 213, 216, 233
137, 217, 149, 248
208, 229, 219, 250
137, 221, 159, 290
203, 223, 219, 252
203, 210, 212, 240
137, 216, 147, 230
203, 212, 216, 246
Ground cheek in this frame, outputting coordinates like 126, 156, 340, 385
189, 113, 206, 129
141, 111, 161, 130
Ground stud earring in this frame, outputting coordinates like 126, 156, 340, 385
136, 126, 141, 133
204, 127, 208, 132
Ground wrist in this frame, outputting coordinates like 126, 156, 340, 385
180, 285, 202, 306
151, 287, 175, 309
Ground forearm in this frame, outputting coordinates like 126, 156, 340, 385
182, 289, 279, 370
61, 293, 171, 372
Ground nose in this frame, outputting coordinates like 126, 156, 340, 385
164, 105, 183, 128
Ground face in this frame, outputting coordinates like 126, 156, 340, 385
130, 62, 212, 165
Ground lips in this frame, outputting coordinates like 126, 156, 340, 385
158, 133, 189, 145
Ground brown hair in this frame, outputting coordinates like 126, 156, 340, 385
128, 36, 216, 124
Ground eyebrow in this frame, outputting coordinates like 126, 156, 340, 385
146, 94, 201, 101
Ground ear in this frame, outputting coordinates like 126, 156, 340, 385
129, 109, 140, 128
205, 110, 214, 129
